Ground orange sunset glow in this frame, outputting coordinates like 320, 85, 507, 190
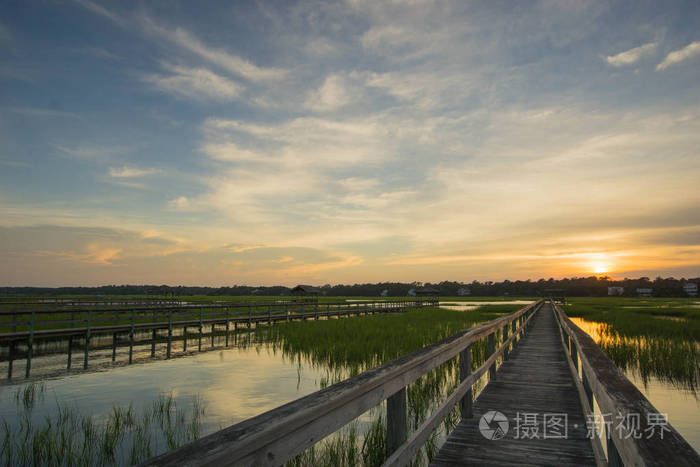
1, 2, 699, 287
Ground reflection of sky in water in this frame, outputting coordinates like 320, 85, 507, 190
439, 300, 533, 311
569, 317, 700, 453
0, 342, 329, 437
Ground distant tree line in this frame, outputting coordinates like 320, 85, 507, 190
1, 276, 698, 297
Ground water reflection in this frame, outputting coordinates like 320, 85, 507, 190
0, 340, 331, 464
569, 318, 699, 392
439, 300, 533, 311
569, 317, 700, 453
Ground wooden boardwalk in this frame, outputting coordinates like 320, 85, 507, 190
432, 303, 596, 466
144, 300, 699, 466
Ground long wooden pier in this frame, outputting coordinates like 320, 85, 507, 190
0, 299, 433, 379
431, 303, 595, 466
143, 300, 699, 467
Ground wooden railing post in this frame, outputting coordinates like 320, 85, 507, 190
129, 309, 135, 364
581, 368, 593, 407
503, 324, 509, 359
111, 310, 118, 362
83, 309, 91, 369
7, 341, 14, 379
459, 345, 473, 419
199, 308, 203, 351
488, 332, 496, 380
387, 387, 407, 457
67, 338, 73, 371
167, 310, 172, 359
8, 314, 17, 377
225, 309, 230, 347
151, 310, 157, 357
25, 310, 35, 378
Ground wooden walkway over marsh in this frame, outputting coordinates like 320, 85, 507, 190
0, 299, 433, 380
431, 303, 595, 466
144, 299, 700, 467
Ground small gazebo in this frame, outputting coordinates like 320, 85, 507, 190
291, 285, 321, 304
415, 286, 440, 305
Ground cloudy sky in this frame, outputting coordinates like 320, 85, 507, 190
1, 0, 699, 286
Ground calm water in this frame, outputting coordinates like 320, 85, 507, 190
2, 308, 696, 461
439, 300, 533, 311
0, 341, 330, 449
570, 317, 700, 453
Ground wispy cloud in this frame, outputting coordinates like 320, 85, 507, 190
56, 144, 129, 162
305, 74, 355, 112
72, 0, 127, 28
202, 116, 396, 168
656, 41, 700, 70
605, 42, 657, 67
2, 107, 81, 118
0, 159, 31, 168
108, 166, 160, 178
168, 196, 191, 210
143, 63, 244, 101
79, 45, 120, 60
140, 18, 287, 82
72, 1, 286, 83
200, 142, 268, 163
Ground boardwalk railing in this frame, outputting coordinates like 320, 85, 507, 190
1, 299, 435, 379
553, 303, 700, 467
142, 300, 544, 467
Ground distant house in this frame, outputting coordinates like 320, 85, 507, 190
251, 288, 261, 295
636, 288, 653, 298
608, 286, 624, 296
457, 287, 471, 296
683, 283, 698, 297
291, 285, 320, 294
407, 288, 416, 297
291, 285, 321, 303
380, 289, 389, 297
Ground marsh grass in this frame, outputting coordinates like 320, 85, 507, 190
258, 306, 503, 466
0, 386, 205, 466
566, 298, 700, 391
14, 382, 46, 411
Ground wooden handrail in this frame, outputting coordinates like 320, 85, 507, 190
553, 303, 700, 466
1, 299, 435, 378
383, 301, 540, 466
142, 300, 543, 466
0, 299, 435, 334
0, 298, 433, 317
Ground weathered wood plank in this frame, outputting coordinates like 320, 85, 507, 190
431, 304, 596, 467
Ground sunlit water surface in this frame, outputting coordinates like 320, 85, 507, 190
0, 340, 330, 451
439, 300, 533, 311
570, 317, 699, 453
